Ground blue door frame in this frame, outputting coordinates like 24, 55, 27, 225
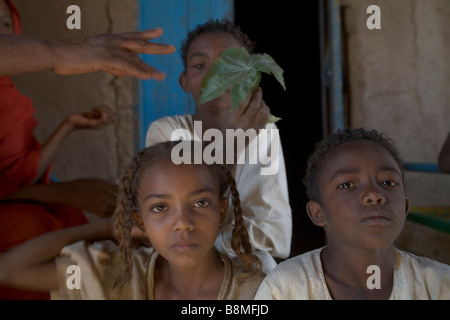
137, 0, 233, 150
319, 0, 344, 137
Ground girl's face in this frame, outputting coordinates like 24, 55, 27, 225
0, 0, 13, 34
311, 142, 409, 250
135, 161, 228, 268
179, 32, 242, 112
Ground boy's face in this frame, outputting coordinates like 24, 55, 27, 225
0, 0, 13, 34
179, 32, 242, 112
309, 141, 409, 250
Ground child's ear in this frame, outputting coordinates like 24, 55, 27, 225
219, 198, 229, 226
404, 197, 410, 217
306, 200, 327, 227
179, 72, 189, 93
132, 211, 144, 230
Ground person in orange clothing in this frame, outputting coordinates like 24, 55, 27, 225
0, 0, 117, 299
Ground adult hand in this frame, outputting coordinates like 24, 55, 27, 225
110, 219, 152, 248
59, 178, 118, 218
51, 27, 175, 80
65, 105, 115, 130
130, 224, 152, 248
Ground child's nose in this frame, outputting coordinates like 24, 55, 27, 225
362, 185, 386, 205
172, 207, 194, 232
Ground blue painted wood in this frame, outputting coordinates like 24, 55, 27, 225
403, 162, 441, 173
318, 0, 345, 137
137, 0, 233, 150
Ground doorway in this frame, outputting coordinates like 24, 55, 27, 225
235, 1, 325, 258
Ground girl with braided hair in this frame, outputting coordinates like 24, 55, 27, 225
0, 141, 264, 299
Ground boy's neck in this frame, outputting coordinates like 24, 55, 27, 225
320, 245, 395, 300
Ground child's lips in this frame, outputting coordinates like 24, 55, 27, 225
170, 241, 199, 253
360, 212, 393, 224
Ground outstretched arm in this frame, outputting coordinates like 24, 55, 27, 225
3, 178, 118, 218
33, 105, 115, 183
0, 219, 113, 292
0, 28, 175, 79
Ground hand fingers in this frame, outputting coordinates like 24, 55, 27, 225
120, 28, 176, 55
123, 28, 164, 41
96, 28, 174, 80
80, 117, 108, 128
102, 200, 117, 217
121, 39, 176, 55
241, 88, 270, 125
234, 90, 253, 118
91, 105, 115, 122
76, 106, 114, 127
104, 54, 168, 80
253, 101, 271, 125
92, 206, 114, 218
92, 188, 118, 218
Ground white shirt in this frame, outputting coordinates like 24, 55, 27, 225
254, 247, 450, 300
52, 240, 265, 300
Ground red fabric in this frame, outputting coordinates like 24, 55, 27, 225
0, 202, 88, 300
0, 76, 49, 198
0, 1, 88, 300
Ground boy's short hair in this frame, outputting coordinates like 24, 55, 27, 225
303, 128, 405, 204
180, 18, 256, 70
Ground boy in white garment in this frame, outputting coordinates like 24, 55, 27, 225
255, 128, 449, 300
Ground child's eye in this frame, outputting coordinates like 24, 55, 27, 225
194, 199, 210, 208
381, 180, 397, 187
192, 63, 204, 69
151, 204, 167, 213
338, 182, 353, 189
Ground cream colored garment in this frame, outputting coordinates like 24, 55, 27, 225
145, 114, 292, 270
254, 247, 450, 300
51, 240, 265, 300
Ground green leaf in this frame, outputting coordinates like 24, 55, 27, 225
250, 53, 286, 91
199, 47, 285, 123
268, 114, 282, 123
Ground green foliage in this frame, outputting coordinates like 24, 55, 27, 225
199, 47, 286, 123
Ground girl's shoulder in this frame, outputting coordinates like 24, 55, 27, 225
216, 251, 266, 300
53, 240, 156, 299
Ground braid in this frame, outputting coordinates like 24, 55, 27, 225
219, 165, 262, 275
112, 149, 145, 294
